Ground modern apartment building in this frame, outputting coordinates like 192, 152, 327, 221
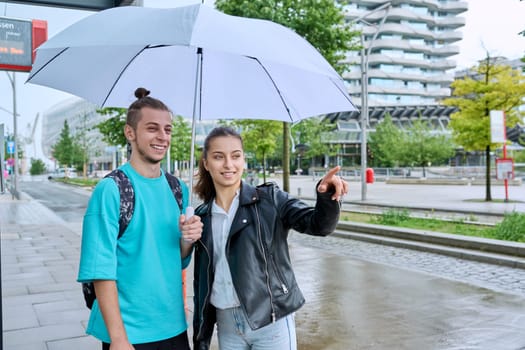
342, 0, 468, 108
323, 0, 468, 166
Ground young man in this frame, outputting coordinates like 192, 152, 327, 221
78, 88, 202, 350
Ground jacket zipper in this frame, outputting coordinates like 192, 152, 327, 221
255, 204, 277, 322
269, 254, 289, 294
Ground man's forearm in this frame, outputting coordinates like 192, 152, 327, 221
93, 280, 130, 346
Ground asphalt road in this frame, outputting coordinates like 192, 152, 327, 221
18, 177, 89, 223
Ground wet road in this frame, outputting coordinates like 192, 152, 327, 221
290, 239, 525, 350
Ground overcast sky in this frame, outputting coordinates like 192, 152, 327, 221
1, 0, 524, 161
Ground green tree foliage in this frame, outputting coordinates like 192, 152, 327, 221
231, 119, 282, 182
170, 115, 192, 170
52, 120, 84, 169
402, 120, 455, 176
443, 56, 525, 200
29, 158, 47, 175
215, 0, 360, 190
369, 115, 454, 173
368, 114, 404, 167
292, 116, 337, 167
96, 107, 128, 146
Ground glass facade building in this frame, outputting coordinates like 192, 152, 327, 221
342, 0, 468, 108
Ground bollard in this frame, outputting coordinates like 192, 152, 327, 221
297, 187, 302, 197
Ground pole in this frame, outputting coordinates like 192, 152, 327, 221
356, 3, 391, 201
8, 72, 19, 199
0, 124, 5, 194
503, 143, 509, 202
360, 34, 368, 201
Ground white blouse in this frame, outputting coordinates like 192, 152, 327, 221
210, 192, 241, 309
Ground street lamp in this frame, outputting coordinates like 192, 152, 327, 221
5, 71, 19, 199
353, 2, 391, 200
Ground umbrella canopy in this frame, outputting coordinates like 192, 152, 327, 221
28, 4, 356, 122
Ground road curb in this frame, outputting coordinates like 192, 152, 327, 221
335, 221, 525, 269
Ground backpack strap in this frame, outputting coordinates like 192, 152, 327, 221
105, 169, 184, 239
164, 172, 183, 211
104, 169, 134, 239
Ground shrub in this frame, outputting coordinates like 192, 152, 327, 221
492, 212, 525, 242
374, 208, 410, 225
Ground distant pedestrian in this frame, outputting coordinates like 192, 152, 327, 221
77, 87, 202, 350
192, 126, 348, 349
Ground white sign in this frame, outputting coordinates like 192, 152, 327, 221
490, 110, 506, 143
496, 158, 514, 180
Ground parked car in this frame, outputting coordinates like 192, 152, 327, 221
48, 167, 78, 179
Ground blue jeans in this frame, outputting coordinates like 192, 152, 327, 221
216, 307, 297, 350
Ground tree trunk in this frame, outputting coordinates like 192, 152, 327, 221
263, 152, 267, 183
283, 122, 290, 192
485, 145, 492, 201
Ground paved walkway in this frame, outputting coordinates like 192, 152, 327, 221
1, 177, 524, 349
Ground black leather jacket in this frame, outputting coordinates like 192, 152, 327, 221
192, 181, 340, 349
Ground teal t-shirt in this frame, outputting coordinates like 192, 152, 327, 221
77, 163, 191, 344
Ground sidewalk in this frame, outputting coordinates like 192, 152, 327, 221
1, 178, 524, 349
284, 175, 525, 215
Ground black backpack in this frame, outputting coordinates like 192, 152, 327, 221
82, 169, 183, 309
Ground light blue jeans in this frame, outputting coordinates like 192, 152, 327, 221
216, 307, 297, 350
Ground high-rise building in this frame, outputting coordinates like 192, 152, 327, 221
324, 1, 468, 167
342, 0, 468, 108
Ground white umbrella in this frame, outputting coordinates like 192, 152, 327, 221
27, 4, 357, 211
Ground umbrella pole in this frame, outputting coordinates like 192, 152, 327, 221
188, 47, 203, 214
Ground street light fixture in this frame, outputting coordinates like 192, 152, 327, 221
353, 2, 391, 201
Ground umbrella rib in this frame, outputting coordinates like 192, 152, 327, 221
330, 76, 357, 107
101, 46, 148, 107
251, 57, 294, 122
26, 47, 69, 82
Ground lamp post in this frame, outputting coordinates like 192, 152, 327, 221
6, 71, 19, 199
354, 2, 391, 200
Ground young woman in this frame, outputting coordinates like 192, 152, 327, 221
192, 126, 348, 350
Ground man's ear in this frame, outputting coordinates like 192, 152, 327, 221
124, 124, 135, 141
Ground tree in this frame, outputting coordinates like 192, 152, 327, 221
52, 120, 79, 168
443, 55, 525, 200
368, 114, 405, 168
170, 115, 192, 174
292, 116, 337, 169
402, 120, 455, 177
96, 107, 128, 147
215, 0, 360, 191
29, 158, 47, 175
231, 119, 282, 183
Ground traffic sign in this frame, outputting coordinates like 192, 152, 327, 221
7, 141, 14, 154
